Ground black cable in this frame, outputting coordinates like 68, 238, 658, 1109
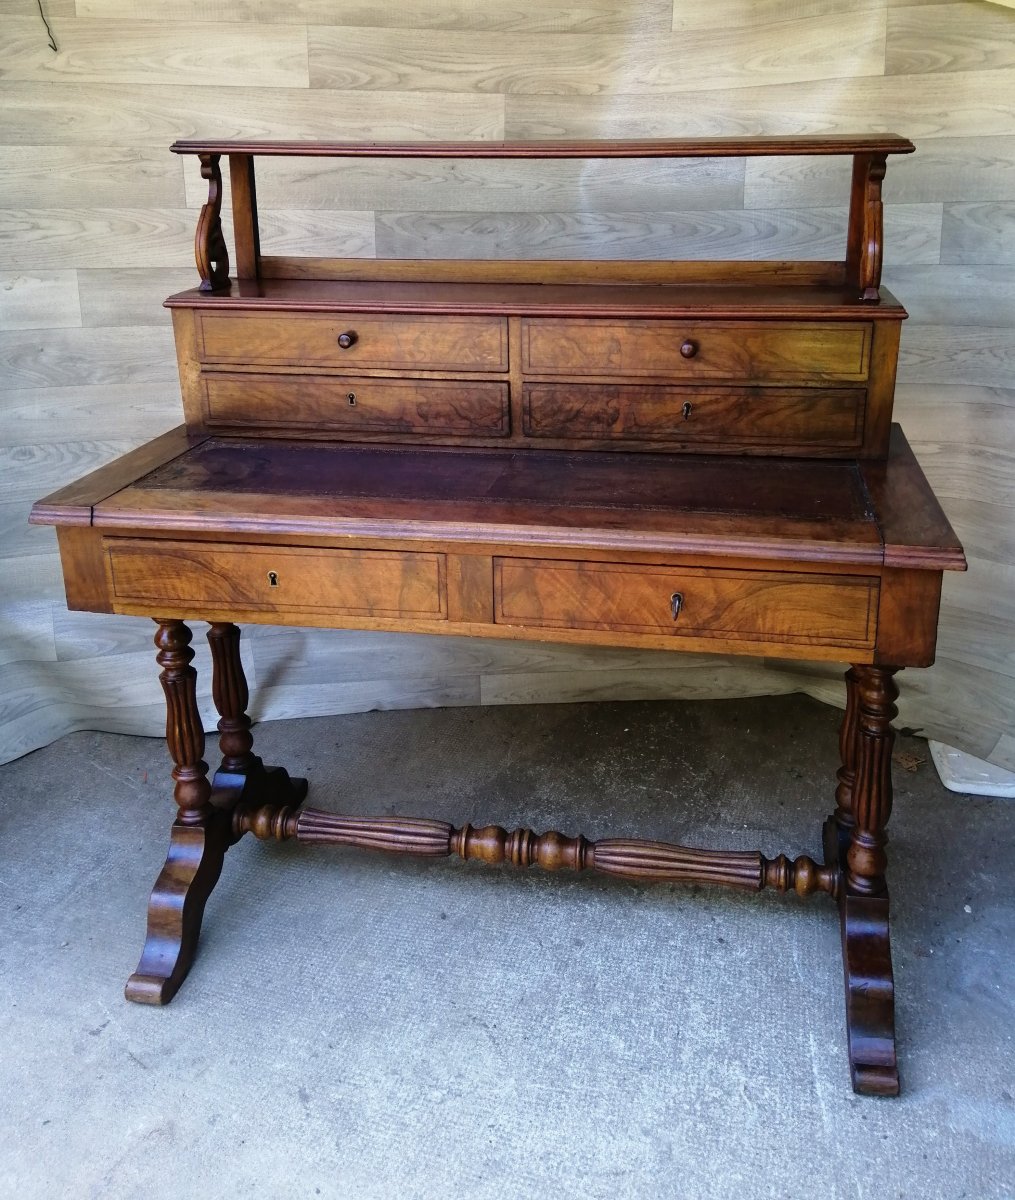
37, 0, 58, 53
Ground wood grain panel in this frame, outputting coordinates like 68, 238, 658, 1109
522, 319, 871, 381
76, 268, 196, 326
671, 0, 886, 32
3, 0, 1013, 772
0, 210, 198, 269
899, 326, 1015, 388
374, 204, 942, 263
105, 539, 448, 619
309, 14, 886, 95
941, 203, 1015, 265
937, 562, 1015, 678
0, 272, 81, 330
745, 137, 1015, 206
0, 17, 310, 87
886, 4, 1015, 75
203, 374, 510, 437
0, 146, 185, 207
522, 383, 865, 450
0, 327, 176, 390
888, 267, 1015, 326
206, 156, 746, 214
0, 82, 505, 144
494, 558, 879, 647
253, 209, 376, 258
197, 312, 509, 370
506, 70, 1015, 141
1, 384, 179, 445
79, 0, 672, 33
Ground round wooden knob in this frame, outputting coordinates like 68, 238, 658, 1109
337, 331, 358, 349
679, 339, 698, 359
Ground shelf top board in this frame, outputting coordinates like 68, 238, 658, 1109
163, 277, 907, 320
170, 135, 916, 159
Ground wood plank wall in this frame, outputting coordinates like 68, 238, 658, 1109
2, 0, 1013, 770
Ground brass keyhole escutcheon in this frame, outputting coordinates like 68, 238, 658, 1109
267, 571, 279, 588
670, 591, 683, 621
347, 392, 357, 405
682, 401, 693, 420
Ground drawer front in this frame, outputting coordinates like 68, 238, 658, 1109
495, 558, 878, 648
523, 383, 865, 449
197, 312, 509, 371
204, 373, 510, 437
106, 539, 447, 619
522, 319, 870, 382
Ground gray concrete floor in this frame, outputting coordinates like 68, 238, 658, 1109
1, 695, 1012, 1200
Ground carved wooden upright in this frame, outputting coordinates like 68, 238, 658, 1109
32, 135, 965, 1098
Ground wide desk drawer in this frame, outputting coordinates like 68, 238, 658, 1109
204, 374, 510, 437
522, 318, 871, 382
105, 539, 447, 619
522, 383, 865, 450
197, 312, 509, 371
494, 558, 878, 648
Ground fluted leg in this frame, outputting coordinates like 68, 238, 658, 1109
126, 619, 231, 1005
847, 667, 899, 896
825, 664, 901, 1096
126, 621, 308, 1006
205, 621, 308, 828
207, 621, 257, 777
831, 667, 861, 840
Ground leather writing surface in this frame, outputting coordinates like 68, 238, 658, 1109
134, 438, 874, 524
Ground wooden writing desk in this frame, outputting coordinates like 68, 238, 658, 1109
31, 136, 965, 1096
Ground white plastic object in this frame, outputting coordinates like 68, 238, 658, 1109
928, 741, 1015, 798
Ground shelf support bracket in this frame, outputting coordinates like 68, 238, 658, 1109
846, 152, 888, 302
195, 152, 230, 292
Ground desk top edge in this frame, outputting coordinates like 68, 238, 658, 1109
30, 426, 966, 572
170, 135, 916, 158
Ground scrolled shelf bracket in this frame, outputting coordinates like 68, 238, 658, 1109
195, 152, 230, 292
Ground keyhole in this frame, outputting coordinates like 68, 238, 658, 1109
347, 392, 357, 406
682, 401, 693, 421
267, 571, 279, 588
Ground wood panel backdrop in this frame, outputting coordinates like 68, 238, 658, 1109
2, 0, 1013, 769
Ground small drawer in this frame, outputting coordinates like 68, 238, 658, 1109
204, 374, 510, 437
523, 384, 865, 450
494, 558, 878, 648
106, 539, 447, 620
522, 319, 870, 383
197, 312, 509, 372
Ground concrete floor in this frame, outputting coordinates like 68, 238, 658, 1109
0, 695, 1012, 1200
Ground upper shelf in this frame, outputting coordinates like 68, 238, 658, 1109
171, 135, 916, 159
181, 133, 913, 302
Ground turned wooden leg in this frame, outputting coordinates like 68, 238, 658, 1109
831, 666, 861, 842
125, 619, 231, 1006
824, 664, 901, 1096
205, 620, 308, 823
207, 621, 259, 784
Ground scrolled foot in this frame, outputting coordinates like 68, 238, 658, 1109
824, 819, 899, 1096
125, 812, 232, 1005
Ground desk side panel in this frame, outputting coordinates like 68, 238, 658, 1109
57, 527, 114, 613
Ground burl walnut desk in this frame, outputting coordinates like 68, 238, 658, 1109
32, 136, 965, 1096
